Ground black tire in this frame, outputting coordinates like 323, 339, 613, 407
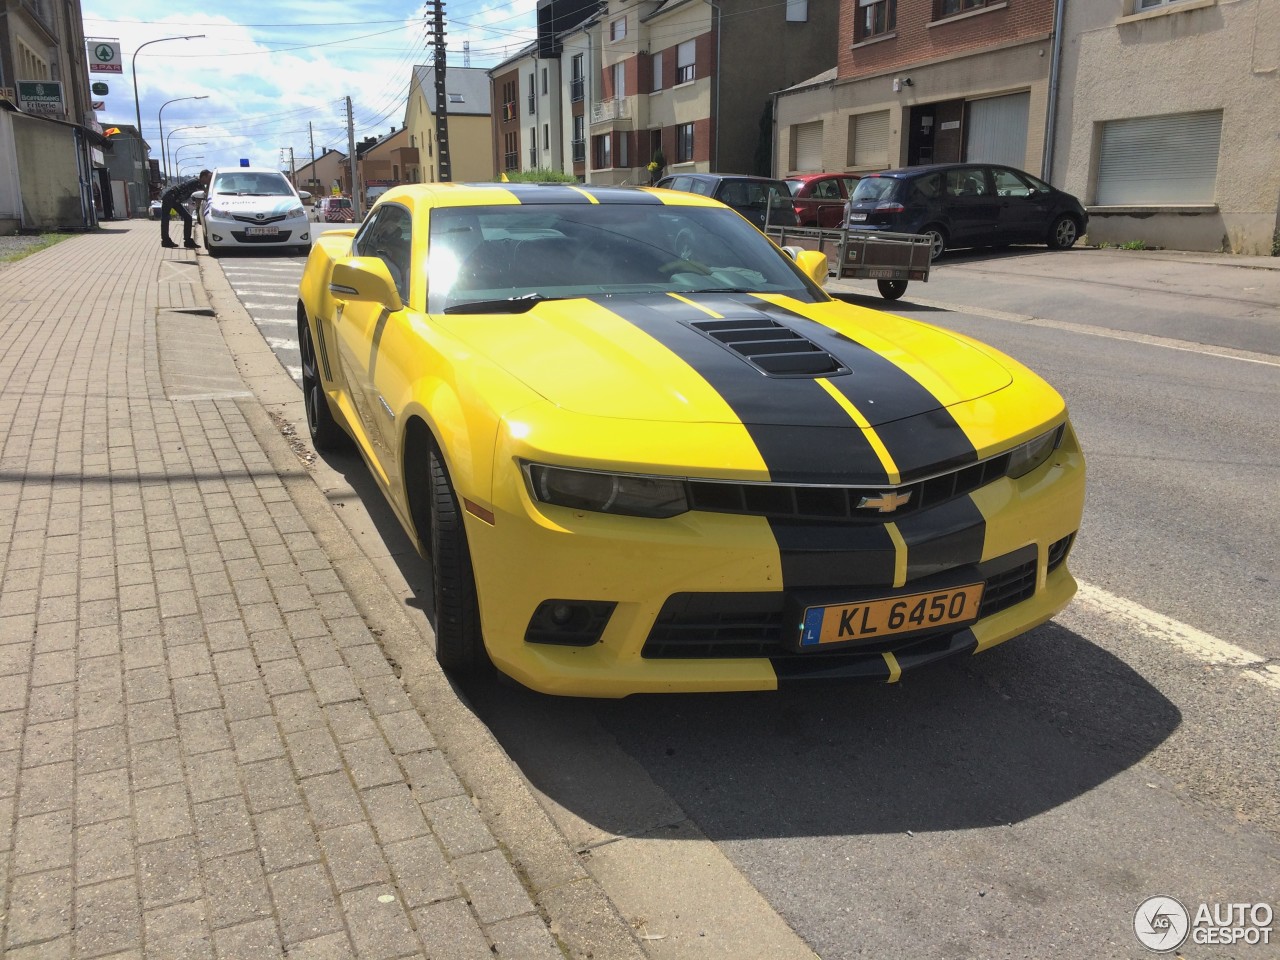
428, 447, 488, 674
297, 314, 347, 451
877, 278, 908, 300
204, 234, 220, 258
922, 225, 947, 261
1047, 214, 1080, 250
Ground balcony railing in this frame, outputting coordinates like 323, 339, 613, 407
590, 99, 631, 125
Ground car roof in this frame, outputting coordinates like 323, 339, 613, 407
860, 162, 1030, 179
377, 181, 727, 211
785, 172, 850, 182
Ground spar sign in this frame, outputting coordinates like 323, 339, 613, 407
88, 41, 122, 74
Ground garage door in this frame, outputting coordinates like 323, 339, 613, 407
1095, 110, 1222, 205
965, 92, 1029, 169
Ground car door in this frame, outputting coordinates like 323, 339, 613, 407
991, 166, 1055, 243
941, 167, 999, 248
811, 177, 846, 228
333, 204, 414, 485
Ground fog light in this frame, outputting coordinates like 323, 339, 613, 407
525, 600, 616, 647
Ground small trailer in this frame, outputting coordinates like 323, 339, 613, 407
766, 224, 932, 300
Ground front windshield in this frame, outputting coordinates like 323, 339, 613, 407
426, 202, 824, 314
213, 172, 294, 196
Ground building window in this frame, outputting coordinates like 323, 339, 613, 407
541, 67, 548, 95
1095, 110, 1222, 204
857, 0, 896, 40
572, 115, 585, 163
594, 134, 611, 169
676, 41, 696, 85
611, 16, 626, 41
1137, 0, 1193, 8
528, 74, 536, 114
571, 54, 584, 103
652, 51, 663, 92
617, 133, 629, 168
544, 124, 550, 149
676, 123, 694, 163
786, 0, 808, 21
846, 110, 890, 167
936, 0, 989, 16
504, 132, 518, 172
613, 62, 626, 100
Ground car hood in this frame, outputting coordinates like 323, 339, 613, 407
446, 288, 1017, 425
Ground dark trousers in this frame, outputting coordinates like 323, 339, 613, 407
160, 195, 194, 243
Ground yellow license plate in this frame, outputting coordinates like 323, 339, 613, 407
799, 583, 985, 648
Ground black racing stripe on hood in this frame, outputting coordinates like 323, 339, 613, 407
467, 183, 593, 204
594, 295, 889, 484
895, 496, 987, 581
732, 296, 980, 481
770, 520, 898, 589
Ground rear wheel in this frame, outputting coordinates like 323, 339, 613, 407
877, 278, 908, 300
922, 225, 947, 261
297, 313, 347, 451
1047, 214, 1080, 250
427, 447, 488, 675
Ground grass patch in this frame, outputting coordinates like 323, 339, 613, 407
0, 233, 75, 263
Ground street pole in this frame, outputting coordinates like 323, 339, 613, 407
130, 35, 204, 185
158, 95, 208, 186
309, 122, 316, 195
347, 97, 361, 221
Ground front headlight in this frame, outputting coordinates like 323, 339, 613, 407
524, 463, 689, 518
286, 205, 305, 218
208, 204, 233, 218
1006, 424, 1065, 478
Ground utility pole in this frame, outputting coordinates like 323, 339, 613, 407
426, 0, 451, 182
309, 122, 317, 196
347, 96, 362, 220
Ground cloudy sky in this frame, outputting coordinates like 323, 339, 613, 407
85, 0, 538, 180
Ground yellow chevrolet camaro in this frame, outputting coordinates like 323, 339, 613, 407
296, 182, 1084, 698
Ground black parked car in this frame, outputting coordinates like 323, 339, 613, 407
843, 163, 1088, 261
654, 173, 799, 229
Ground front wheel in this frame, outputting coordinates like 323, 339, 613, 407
429, 448, 488, 675
922, 225, 948, 261
297, 315, 347, 452
1047, 215, 1080, 250
877, 278, 908, 300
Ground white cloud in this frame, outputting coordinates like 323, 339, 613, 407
85, 0, 537, 179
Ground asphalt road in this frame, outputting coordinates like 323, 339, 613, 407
219, 241, 1280, 959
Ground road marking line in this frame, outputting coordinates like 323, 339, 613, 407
870, 292, 1280, 368
1074, 582, 1279, 692
264, 337, 299, 351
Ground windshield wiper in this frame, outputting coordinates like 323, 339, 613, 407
444, 292, 564, 314
684, 287, 755, 294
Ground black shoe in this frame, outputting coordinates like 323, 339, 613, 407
183, 239, 198, 249
161, 239, 177, 248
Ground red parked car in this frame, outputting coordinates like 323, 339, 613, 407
785, 173, 861, 228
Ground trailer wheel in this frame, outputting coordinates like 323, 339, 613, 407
877, 278, 908, 300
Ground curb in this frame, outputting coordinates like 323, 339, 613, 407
196, 252, 647, 960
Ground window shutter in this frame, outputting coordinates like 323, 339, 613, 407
791, 121, 823, 172
848, 111, 889, 167
1096, 111, 1222, 204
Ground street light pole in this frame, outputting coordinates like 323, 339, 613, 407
130, 34, 205, 184
158, 95, 208, 186
173, 144, 207, 172
166, 125, 206, 178
176, 158, 205, 181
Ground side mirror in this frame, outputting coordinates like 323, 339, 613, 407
329, 257, 403, 312
191, 190, 206, 200
793, 249, 830, 287
298, 190, 311, 200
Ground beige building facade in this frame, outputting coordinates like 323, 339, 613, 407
1053, 0, 1280, 254
404, 66, 495, 183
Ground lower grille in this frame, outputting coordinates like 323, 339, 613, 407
230, 230, 294, 243
643, 548, 1039, 660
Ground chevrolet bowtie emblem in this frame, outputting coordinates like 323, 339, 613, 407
858, 491, 912, 513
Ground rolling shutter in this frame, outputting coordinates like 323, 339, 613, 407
849, 110, 889, 167
1095, 111, 1222, 205
791, 121, 823, 172
964, 92, 1029, 168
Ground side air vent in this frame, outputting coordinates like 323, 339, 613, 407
689, 317, 847, 378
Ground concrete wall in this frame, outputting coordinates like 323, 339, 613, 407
1054, 0, 1280, 254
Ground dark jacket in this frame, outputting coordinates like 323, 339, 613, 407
162, 177, 205, 203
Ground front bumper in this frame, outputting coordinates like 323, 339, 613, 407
204, 214, 311, 249
465, 423, 1086, 698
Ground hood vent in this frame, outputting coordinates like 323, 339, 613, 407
689, 316, 847, 378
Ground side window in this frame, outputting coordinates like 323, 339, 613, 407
354, 205, 412, 303
992, 168, 1033, 197
945, 168, 986, 197
841, 177, 860, 197
688, 178, 714, 196
910, 173, 942, 201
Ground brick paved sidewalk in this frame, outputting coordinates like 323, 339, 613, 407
0, 223, 605, 959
